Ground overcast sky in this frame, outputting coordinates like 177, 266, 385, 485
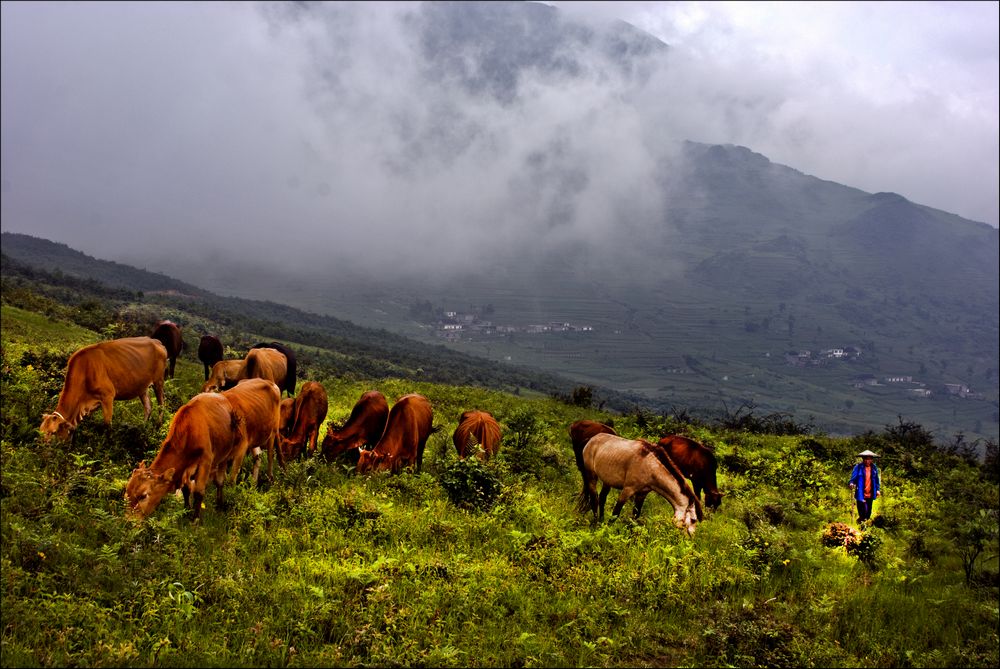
2, 1, 997, 280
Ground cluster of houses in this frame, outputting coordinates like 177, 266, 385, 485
783, 346, 862, 367
850, 375, 980, 399
434, 311, 593, 341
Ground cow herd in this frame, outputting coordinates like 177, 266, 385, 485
38, 321, 724, 533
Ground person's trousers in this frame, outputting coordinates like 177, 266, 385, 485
856, 498, 875, 522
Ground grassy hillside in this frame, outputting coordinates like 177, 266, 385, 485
1, 285, 997, 667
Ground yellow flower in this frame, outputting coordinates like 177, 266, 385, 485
38, 551, 46, 560
782, 559, 790, 566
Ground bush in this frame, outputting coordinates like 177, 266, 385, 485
438, 457, 504, 512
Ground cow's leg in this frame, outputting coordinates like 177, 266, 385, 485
611, 486, 637, 520
168, 358, 176, 379
598, 483, 613, 523
181, 484, 191, 509
309, 426, 320, 456
214, 469, 228, 510
141, 389, 152, 420
632, 491, 650, 519
152, 378, 165, 420
693, 479, 704, 502
417, 440, 427, 474
100, 392, 115, 427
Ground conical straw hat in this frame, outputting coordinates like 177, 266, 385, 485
857, 449, 879, 458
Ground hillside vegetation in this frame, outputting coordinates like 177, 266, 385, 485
1, 262, 997, 667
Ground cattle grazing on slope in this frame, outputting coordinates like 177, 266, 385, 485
356, 394, 435, 474
658, 434, 725, 510
580, 432, 702, 535
250, 342, 297, 396
197, 335, 224, 381
321, 390, 389, 463
202, 359, 245, 393
453, 410, 502, 460
39, 337, 167, 442
221, 378, 282, 484
277, 381, 328, 462
151, 320, 184, 379
125, 392, 247, 521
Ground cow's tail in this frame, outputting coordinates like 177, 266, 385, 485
244, 350, 260, 380
648, 440, 704, 521
572, 437, 594, 515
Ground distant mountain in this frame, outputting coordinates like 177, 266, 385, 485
4, 0, 997, 441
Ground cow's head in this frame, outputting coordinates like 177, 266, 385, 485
321, 431, 364, 460
705, 489, 725, 510
279, 399, 296, 436
356, 449, 388, 474
39, 412, 72, 442
125, 462, 175, 519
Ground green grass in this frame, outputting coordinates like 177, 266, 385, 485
2, 306, 997, 667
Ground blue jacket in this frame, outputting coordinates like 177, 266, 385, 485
849, 462, 880, 501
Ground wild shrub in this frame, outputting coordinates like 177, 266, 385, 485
499, 407, 547, 479
438, 457, 504, 512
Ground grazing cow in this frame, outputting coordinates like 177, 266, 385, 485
151, 320, 183, 379
221, 378, 282, 484
39, 337, 167, 442
658, 435, 725, 510
356, 394, 434, 474
320, 390, 389, 463
277, 381, 328, 462
125, 392, 247, 521
201, 348, 286, 394
197, 335, 224, 381
569, 419, 618, 478
202, 359, 245, 393
453, 410, 502, 460
250, 342, 297, 396
581, 432, 702, 535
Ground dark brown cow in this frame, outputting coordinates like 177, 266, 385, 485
278, 381, 328, 462
569, 419, 617, 482
39, 337, 167, 442
356, 394, 434, 474
197, 335, 224, 381
657, 434, 724, 510
453, 410, 502, 460
151, 320, 183, 379
222, 378, 282, 484
125, 392, 247, 521
250, 342, 296, 396
320, 390, 389, 462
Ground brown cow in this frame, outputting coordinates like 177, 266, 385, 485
202, 359, 245, 393
40, 337, 167, 442
125, 392, 247, 521
278, 381, 328, 462
201, 348, 286, 394
151, 320, 183, 379
453, 410, 502, 460
250, 342, 296, 396
658, 434, 725, 510
222, 378, 282, 484
356, 394, 434, 474
197, 335, 224, 381
320, 390, 389, 462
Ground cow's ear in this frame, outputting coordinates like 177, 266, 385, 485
160, 468, 175, 481
137, 460, 146, 469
